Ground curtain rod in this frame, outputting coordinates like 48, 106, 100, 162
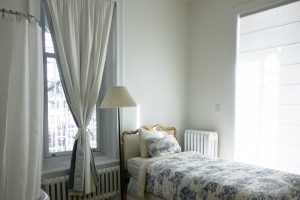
0, 8, 39, 24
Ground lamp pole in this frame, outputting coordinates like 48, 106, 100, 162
118, 107, 125, 200
100, 86, 137, 200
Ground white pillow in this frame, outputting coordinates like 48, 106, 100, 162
138, 128, 164, 158
147, 135, 181, 157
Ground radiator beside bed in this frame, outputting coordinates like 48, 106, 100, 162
184, 129, 218, 157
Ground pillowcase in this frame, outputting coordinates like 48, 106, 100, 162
138, 128, 164, 158
146, 135, 181, 157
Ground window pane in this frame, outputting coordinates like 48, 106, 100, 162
47, 57, 97, 153
235, 1, 300, 175
45, 29, 54, 53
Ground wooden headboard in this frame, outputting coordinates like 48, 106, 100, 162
121, 124, 177, 170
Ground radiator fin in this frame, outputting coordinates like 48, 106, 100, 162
42, 166, 120, 200
184, 130, 218, 157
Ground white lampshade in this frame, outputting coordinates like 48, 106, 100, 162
100, 86, 137, 108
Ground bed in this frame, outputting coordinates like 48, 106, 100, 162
122, 125, 300, 200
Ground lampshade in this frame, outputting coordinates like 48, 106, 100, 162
100, 86, 137, 108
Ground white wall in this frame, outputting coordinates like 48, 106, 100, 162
0, 0, 40, 19
0, 0, 29, 13
187, 0, 292, 159
122, 0, 190, 145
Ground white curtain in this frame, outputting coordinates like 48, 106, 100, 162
45, 0, 115, 194
0, 16, 43, 200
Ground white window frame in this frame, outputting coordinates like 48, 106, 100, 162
41, 3, 117, 161
234, 0, 300, 160
43, 31, 103, 158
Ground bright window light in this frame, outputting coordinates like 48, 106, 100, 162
46, 30, 97, 153
235, 1, 300, 174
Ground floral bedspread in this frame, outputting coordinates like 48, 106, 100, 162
143, 152, 300, 200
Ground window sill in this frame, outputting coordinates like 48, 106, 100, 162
42, 156, 119, 178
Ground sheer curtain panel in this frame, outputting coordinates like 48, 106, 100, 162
45, 0, 115, 195
0, 14, 43, 200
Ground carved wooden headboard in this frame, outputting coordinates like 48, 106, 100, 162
121, 124, 177, 170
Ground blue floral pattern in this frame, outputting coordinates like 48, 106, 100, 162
147, 135, 181, 157
145, 152, 300, 199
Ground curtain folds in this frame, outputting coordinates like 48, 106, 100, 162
45, 0, 115, 194
0, 17, 43, 200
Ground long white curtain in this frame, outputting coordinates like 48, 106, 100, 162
45, 0, 115, 194
0, 17, 43, 200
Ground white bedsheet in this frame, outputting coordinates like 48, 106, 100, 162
127, 154, 192, 198
127, 157, 149, 179
127, 177, 162, 200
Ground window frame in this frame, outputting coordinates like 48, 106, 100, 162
42, 6, 103, 159
234, 0, 300, 157
234, 0, 300, 174
238, 0, 300, 18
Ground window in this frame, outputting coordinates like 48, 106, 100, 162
235, 1, 300, 174
44, 29, 97, 154
43, 10, 117, 157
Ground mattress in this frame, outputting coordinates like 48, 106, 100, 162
127, 157, 148, 179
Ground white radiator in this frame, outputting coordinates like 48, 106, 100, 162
184, 130, 218, 157
42, 166, 120, 200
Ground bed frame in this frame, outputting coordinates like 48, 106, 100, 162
121, 124, 177, 171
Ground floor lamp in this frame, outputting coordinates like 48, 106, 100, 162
100, 86, 137, 199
